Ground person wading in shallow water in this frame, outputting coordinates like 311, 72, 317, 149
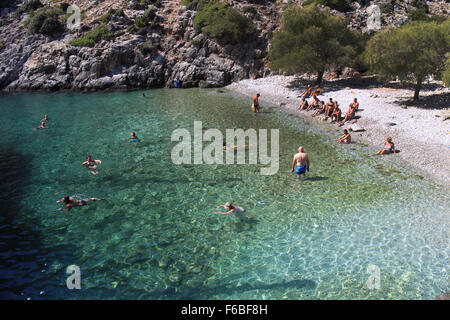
252, 93, 260, 113
291, 146, 310, 176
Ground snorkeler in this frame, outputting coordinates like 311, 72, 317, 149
82, 155, 102, 175
57, 196, 105, 212
212, 202, 246, 215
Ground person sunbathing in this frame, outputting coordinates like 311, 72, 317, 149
330, 103, 342, 123
351, 98, 359, 111
307, 96, 320, 111
338, 104, 356, 125
297, 98, 309, 111
299, 85, 313, 99
312, 101, 326, 117
337, 129, 351, 144
324, 98, 335, 118
376, 137, 396, 155
312, 86, 322, 97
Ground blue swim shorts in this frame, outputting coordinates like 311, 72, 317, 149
296, 166, 307, 174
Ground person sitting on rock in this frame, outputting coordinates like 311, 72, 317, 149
338, 103, 357, 126
337, 129, 351, 144
297, 98, 309, 111
330, 103, 342, 123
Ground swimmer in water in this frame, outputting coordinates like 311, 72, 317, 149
142, 93, 146, 97
41, 114, 49, 122
82, 155, 102, 175
123, 132, 139, 141
35, 122, 47, 130
212, 202, 246, 215
57, 195, 105, 211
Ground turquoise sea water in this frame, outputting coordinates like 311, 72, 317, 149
0, 89, 448, 300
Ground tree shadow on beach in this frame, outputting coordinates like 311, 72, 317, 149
392, 92, 450, 110
286, 76, 447, 96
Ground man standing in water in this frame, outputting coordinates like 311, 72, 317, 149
291, 146, 310, 175
252, 93, 260, 113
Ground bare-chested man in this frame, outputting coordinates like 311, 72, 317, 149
324, 98, 335, 118
252, 93, 260, 113
351, 98, 359, 111
291, 146, 310, 175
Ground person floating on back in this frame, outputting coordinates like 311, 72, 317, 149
337, 129, 351, 144
57, 196, 104, 212
252, 93, 260, 113
82, 155, 102, 175
212, 202, 246, 215
376, 137, 396, 155
292, 146, 310, 175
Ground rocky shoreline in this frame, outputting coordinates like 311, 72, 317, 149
227, 75, 450, 186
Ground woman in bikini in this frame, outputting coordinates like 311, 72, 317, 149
376, 137, 396, 155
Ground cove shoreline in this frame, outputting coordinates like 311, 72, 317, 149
226, 75, 450, 187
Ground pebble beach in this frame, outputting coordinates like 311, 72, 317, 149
227, 75, 450, 186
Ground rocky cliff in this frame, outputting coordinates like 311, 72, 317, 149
0, 0, 448, 91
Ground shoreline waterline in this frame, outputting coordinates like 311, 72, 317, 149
226, 76, 450, 187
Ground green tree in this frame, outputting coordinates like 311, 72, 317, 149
364, 20, 449, 100
443, 54, 450, 87
269, 5, 360, 85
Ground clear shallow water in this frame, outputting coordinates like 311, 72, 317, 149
0, 89, 448, 300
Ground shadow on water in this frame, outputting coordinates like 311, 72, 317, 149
148, 275, 317, 299
0, 145, 81, 299
304, 176, 328, 182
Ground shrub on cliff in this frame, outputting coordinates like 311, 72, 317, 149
364, 20, 449, 100
302, 0, 351, 12
99, 8, 125, 24
269, 5, 361, 85
24, 6, 64, 35
193, 0, 255, 45
70, 25, 113, 47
